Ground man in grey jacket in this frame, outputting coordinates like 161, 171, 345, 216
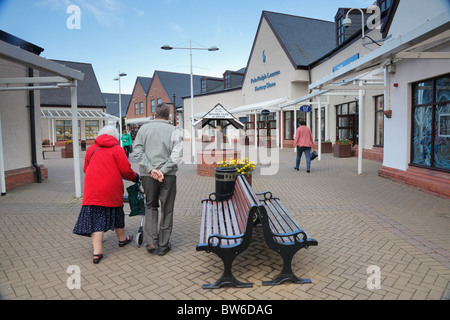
133, 103, 183, 256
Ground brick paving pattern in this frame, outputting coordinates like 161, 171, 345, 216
0, 143, 449, 300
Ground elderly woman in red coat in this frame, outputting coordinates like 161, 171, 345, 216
73, 125, 139, 264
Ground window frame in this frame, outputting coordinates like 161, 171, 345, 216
410, 73, 450, 172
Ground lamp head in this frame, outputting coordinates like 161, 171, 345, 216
343, 17, 352, 29
208, 46, 219, 51
161, 44, 173, 50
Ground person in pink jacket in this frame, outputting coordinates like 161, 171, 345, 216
293, 120, 314, 173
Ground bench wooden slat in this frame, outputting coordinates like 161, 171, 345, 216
273, 199, 303, 231
199, 200, 208, 244
223, 200, 237, 245
264, 199, 293, 243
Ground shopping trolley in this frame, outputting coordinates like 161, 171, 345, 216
124, 182, 146, 247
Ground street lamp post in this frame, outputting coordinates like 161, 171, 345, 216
161, 40, 219, 163
114, 72, 127, 145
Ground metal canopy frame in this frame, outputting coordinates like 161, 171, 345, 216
41, 108, 119, 121
0, 39, 85, 197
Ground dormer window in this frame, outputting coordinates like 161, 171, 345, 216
224, 73, 231, 89
378, 0, 392, 12
337, 16, 345, 45
201, 78, 207, 93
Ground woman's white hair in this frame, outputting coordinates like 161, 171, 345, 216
98, 125, 120, 140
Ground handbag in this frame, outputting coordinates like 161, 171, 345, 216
310, 151, 318, 161
126, 182, 145, 216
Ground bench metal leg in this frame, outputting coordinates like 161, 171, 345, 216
202, 251, 253, 289
262, 249, 312, 286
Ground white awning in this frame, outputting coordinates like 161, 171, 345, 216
228, 97, 288, 114
41, 108, 118, 121
125, 117, 153, 125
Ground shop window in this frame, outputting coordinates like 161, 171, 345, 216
411, 74, 450, 171
374, 95, 384, 147
336, 101, 358, 144
55, 120, 80, 141
284, 111, 292, 140
85, 120, 99, 140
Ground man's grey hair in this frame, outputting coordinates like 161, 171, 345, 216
155, 103, 170, 120
98, 125, 120, 140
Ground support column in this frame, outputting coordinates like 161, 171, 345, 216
318, 96, 322, 161
0, 111, 6, 195
358, 81, 365, 175
71, 80, 82, 198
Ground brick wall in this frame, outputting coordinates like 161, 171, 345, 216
4, 165, 48, 191
378, 166, 450, 199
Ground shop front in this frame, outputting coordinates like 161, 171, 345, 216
41, 108, 119, 147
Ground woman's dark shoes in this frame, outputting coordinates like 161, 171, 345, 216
93, 253, 103, 264
119, 234, 134, 247
294, 167, 299, 171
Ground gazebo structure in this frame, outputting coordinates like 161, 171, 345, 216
193, 104, 245, 176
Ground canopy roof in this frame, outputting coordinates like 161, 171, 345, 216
193, 103, 244, 129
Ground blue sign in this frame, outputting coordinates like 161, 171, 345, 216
333, 53, 359, 72
299, 105, 312, 113
261, 109, 271, 116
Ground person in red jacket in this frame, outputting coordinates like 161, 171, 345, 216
73, 125, 139, 264
293, 120, 314, 173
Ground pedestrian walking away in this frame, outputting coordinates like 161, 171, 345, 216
121, 129, 133, 158
73, 125, 140, 264
294, 119, 314, 173
133, 103, 183, 256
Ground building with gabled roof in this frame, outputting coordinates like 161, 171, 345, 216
125, 71, 205, 137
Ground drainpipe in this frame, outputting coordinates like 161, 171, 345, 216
28, 67, 42, 183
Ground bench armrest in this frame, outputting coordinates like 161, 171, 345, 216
272, 230, 308, 242
256, 191, 279, 200
208, 233, 245, 247
201, 192, 217, 203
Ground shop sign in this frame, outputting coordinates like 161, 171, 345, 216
251, 70, 281, 92
333, 53, 359, 72
299, 105, 312, 113
261, 109, 271, 116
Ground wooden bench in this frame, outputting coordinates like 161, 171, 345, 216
256, 190, 318, 285
196, 175, 262, 289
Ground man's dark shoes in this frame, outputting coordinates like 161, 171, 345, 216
146, 243, 157, 253
158, 243, 171, 256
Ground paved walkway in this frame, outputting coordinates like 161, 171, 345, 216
0, 143, 449, 300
